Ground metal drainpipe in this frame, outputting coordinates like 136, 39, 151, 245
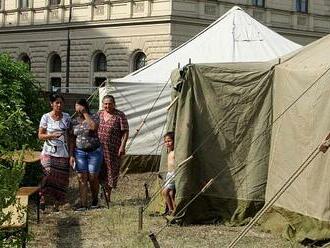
65, 0, 72, 93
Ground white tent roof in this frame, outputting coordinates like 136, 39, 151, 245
113, 6, 301, 84
101, 6, 302, 155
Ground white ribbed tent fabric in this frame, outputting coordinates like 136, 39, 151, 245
100, 6, 302, 155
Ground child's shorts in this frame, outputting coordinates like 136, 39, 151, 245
164, 171, 175, 190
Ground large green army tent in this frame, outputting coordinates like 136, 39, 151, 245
163, 61, 277, 224
164, 34, 330, 243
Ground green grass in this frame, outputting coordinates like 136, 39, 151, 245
27, 173, 297, 248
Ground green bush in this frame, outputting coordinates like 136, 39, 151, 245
0, 53, 46, 246
0, 53, 47, 152
0, 158, 25, 248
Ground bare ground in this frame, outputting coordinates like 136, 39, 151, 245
27, 173, 296, 248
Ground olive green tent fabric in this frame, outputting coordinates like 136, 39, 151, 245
264, 34, 330, 242
260, 207, 330, 244
163, 62, 275, 224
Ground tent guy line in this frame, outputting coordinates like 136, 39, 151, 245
143, 116, 168, 187
113, 84, 161, 143
120, 76, 171, 177
125, 76, 171, 153
142, 155, 194, 213
227, 146, 321, 248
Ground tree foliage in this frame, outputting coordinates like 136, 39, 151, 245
0, 156, 26, 247
0, 53, 47, 152
0, 54, 46, 246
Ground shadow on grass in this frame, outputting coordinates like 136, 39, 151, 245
56, 215, 81, 248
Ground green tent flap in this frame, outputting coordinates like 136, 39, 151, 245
163, 62, 275, 224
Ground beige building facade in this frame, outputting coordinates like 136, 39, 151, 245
0, 0, 329, 92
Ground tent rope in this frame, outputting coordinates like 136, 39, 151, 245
227, 146, 320, 248
142, 155, 193, 212
121, 77, 171, 177
143, 92, 182, 186
143, 112, 168, 186
125, 77, 171, 153
154, 177, 215, 237
147, 64, 330, 241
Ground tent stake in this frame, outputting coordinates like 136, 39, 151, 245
149, 232, 160, 248
144, 183, 150, 201
138, 206, 143, 231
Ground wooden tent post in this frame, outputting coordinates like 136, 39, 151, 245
138, 206, 143, 231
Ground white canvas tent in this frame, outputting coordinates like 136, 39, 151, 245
100, 6, 301, 155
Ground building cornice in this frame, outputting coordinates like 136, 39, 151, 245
0, 15, 173, 34
0, 14, 327, 40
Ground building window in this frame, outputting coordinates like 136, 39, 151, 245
50, 54, 61, 72
19, 54, 31, 71
252, 0, 265, 7
0, 0, 2, 10
132, 52, 146, 71
94, 77, 106, 87
49, 0, 61, 6
51, 78, 61, 92
296, 0, 308, 13
19, 0, 29, 8
94, 53, 107, 72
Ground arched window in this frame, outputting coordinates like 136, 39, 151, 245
19, 54, 31, 71
133, 52, 146, 71
94, 53, 107, 72
50, 54, 61, 72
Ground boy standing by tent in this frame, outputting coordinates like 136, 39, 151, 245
162, 131, 176, 215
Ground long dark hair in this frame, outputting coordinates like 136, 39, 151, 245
76, 98, 90, 114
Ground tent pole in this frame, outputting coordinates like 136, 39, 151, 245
167, 96, 179, 111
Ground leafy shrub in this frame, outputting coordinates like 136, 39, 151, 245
0, 158, 25, 248
0, 53, 46, 246
0, 53, 47, 152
